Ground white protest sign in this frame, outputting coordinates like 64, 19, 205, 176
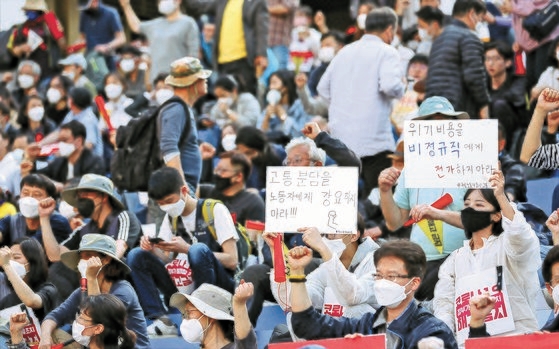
403, 119, 498, 188
265, 167, 358, 233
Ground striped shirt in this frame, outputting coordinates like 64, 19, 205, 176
527, 144, 559, 170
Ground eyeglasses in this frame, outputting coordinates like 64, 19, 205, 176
282, 157, 313, 166
214, 168, 238, 176
181, 308, 201, 320
75, 313, 94, 325
372, 273, 410, 282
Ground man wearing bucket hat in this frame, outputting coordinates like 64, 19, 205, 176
378, 96, 468, 301
156, 56, 210, 192
38, 234, 151, 349
169, 282, 256, 348
7, 0, 66, 80
39, 174, 140, 262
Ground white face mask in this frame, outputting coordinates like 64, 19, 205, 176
180, 318, 205, 343
218, 97, 234, 108
9, 260, 27, 278
47, 88, 62, 104
160, 198, 186, 218
58, 141, 76, 157
221, 134, 237, 152
17, 74, 35, 89
418, 28, 432, 42
552, 285, 559, 306
62, 71, 75, 81
104, 84, 123, 100
28, 107, 44, 122
58, 200, 76, 219
119, 58, 136, 73
373, 278, 412, 308
318, 46, 336, 63
322, 237, 346, 256
266, 89, 281, 106
155, 89, 174, 105
357, 13, 367, 30
159, 0, 177, 16
72, 320, 92, 346
77, 259, 88, 278
19, 197, 39, 218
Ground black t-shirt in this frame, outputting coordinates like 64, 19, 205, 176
210, 189, 265, 225
0, 281, 58, 321
0, 213, 71, 247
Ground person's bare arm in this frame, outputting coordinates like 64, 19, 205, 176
0, 248, 43, 308
520, 88, 559, 163
288, 246, 314, 312
232, 280, 254, 340
38, 198, 69, 262
119, 0, 142, 33
214, 238, 238, 270
378, 167, 409, 230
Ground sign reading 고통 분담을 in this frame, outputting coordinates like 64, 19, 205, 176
265, 167, 358, 234
403, 119, 499, 189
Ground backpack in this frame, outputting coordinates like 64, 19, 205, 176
0, 27, 17, 72
110, 97, 190, 191
199, 199, 253, 271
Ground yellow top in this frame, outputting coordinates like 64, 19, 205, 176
218, 0, 247, 64
0, 202, 17, 219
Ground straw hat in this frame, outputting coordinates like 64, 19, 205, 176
22, 0, 48, 12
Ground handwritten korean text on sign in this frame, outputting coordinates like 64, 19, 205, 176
265, 167, 358, 233
403, 119, 498, 188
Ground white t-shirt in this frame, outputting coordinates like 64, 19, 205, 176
158, 202, 239, 246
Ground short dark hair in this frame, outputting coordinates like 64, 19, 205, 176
153, 72, 169, 87
117, 44, 141, 56
484, 41, 513, 61
452, 0, 486, 17
497, 122, 506, 142
102, 73, 128, 92
365, 7, 398, 33
374, 240, 427, 279
409, 54, 429, 67
235, 126, 267, 152
52, 74, 74, 94
416, 5, 445, 25
543, 246, 559, 283
68, 87, 92, 110
20, 174, 56, 198
148, 167, 184, 200
61, 120, 87, 141
357, 213, 365, 243
219, 151, 252, 182
321, 30, 345, 46
214, 75, 239, 93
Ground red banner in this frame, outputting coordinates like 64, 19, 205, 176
268, 334, 386, 349
465, 332, 559, 349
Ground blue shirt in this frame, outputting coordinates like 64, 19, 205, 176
62, 107, 103, 157
79, 3, 123, 51
158, 103, 202, 190
0, 212, 71, 247
45, 280, 151, 349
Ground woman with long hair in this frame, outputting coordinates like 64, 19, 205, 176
8, 294, 136, 349
0, 238, 57, 348
432, 170, 540, 346
258, 69, 311, 140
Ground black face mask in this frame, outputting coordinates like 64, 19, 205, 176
84, 8, 100, 17
461, 207, 495, 238
77, 197, 96, 218
213, 174, 233, 192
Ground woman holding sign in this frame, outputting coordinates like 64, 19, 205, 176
0, 238, 57, 348
433, 170, 540, 346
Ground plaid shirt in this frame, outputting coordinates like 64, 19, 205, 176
267, 0, 299, 47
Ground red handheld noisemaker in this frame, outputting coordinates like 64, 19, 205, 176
403, 193, 454, 227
